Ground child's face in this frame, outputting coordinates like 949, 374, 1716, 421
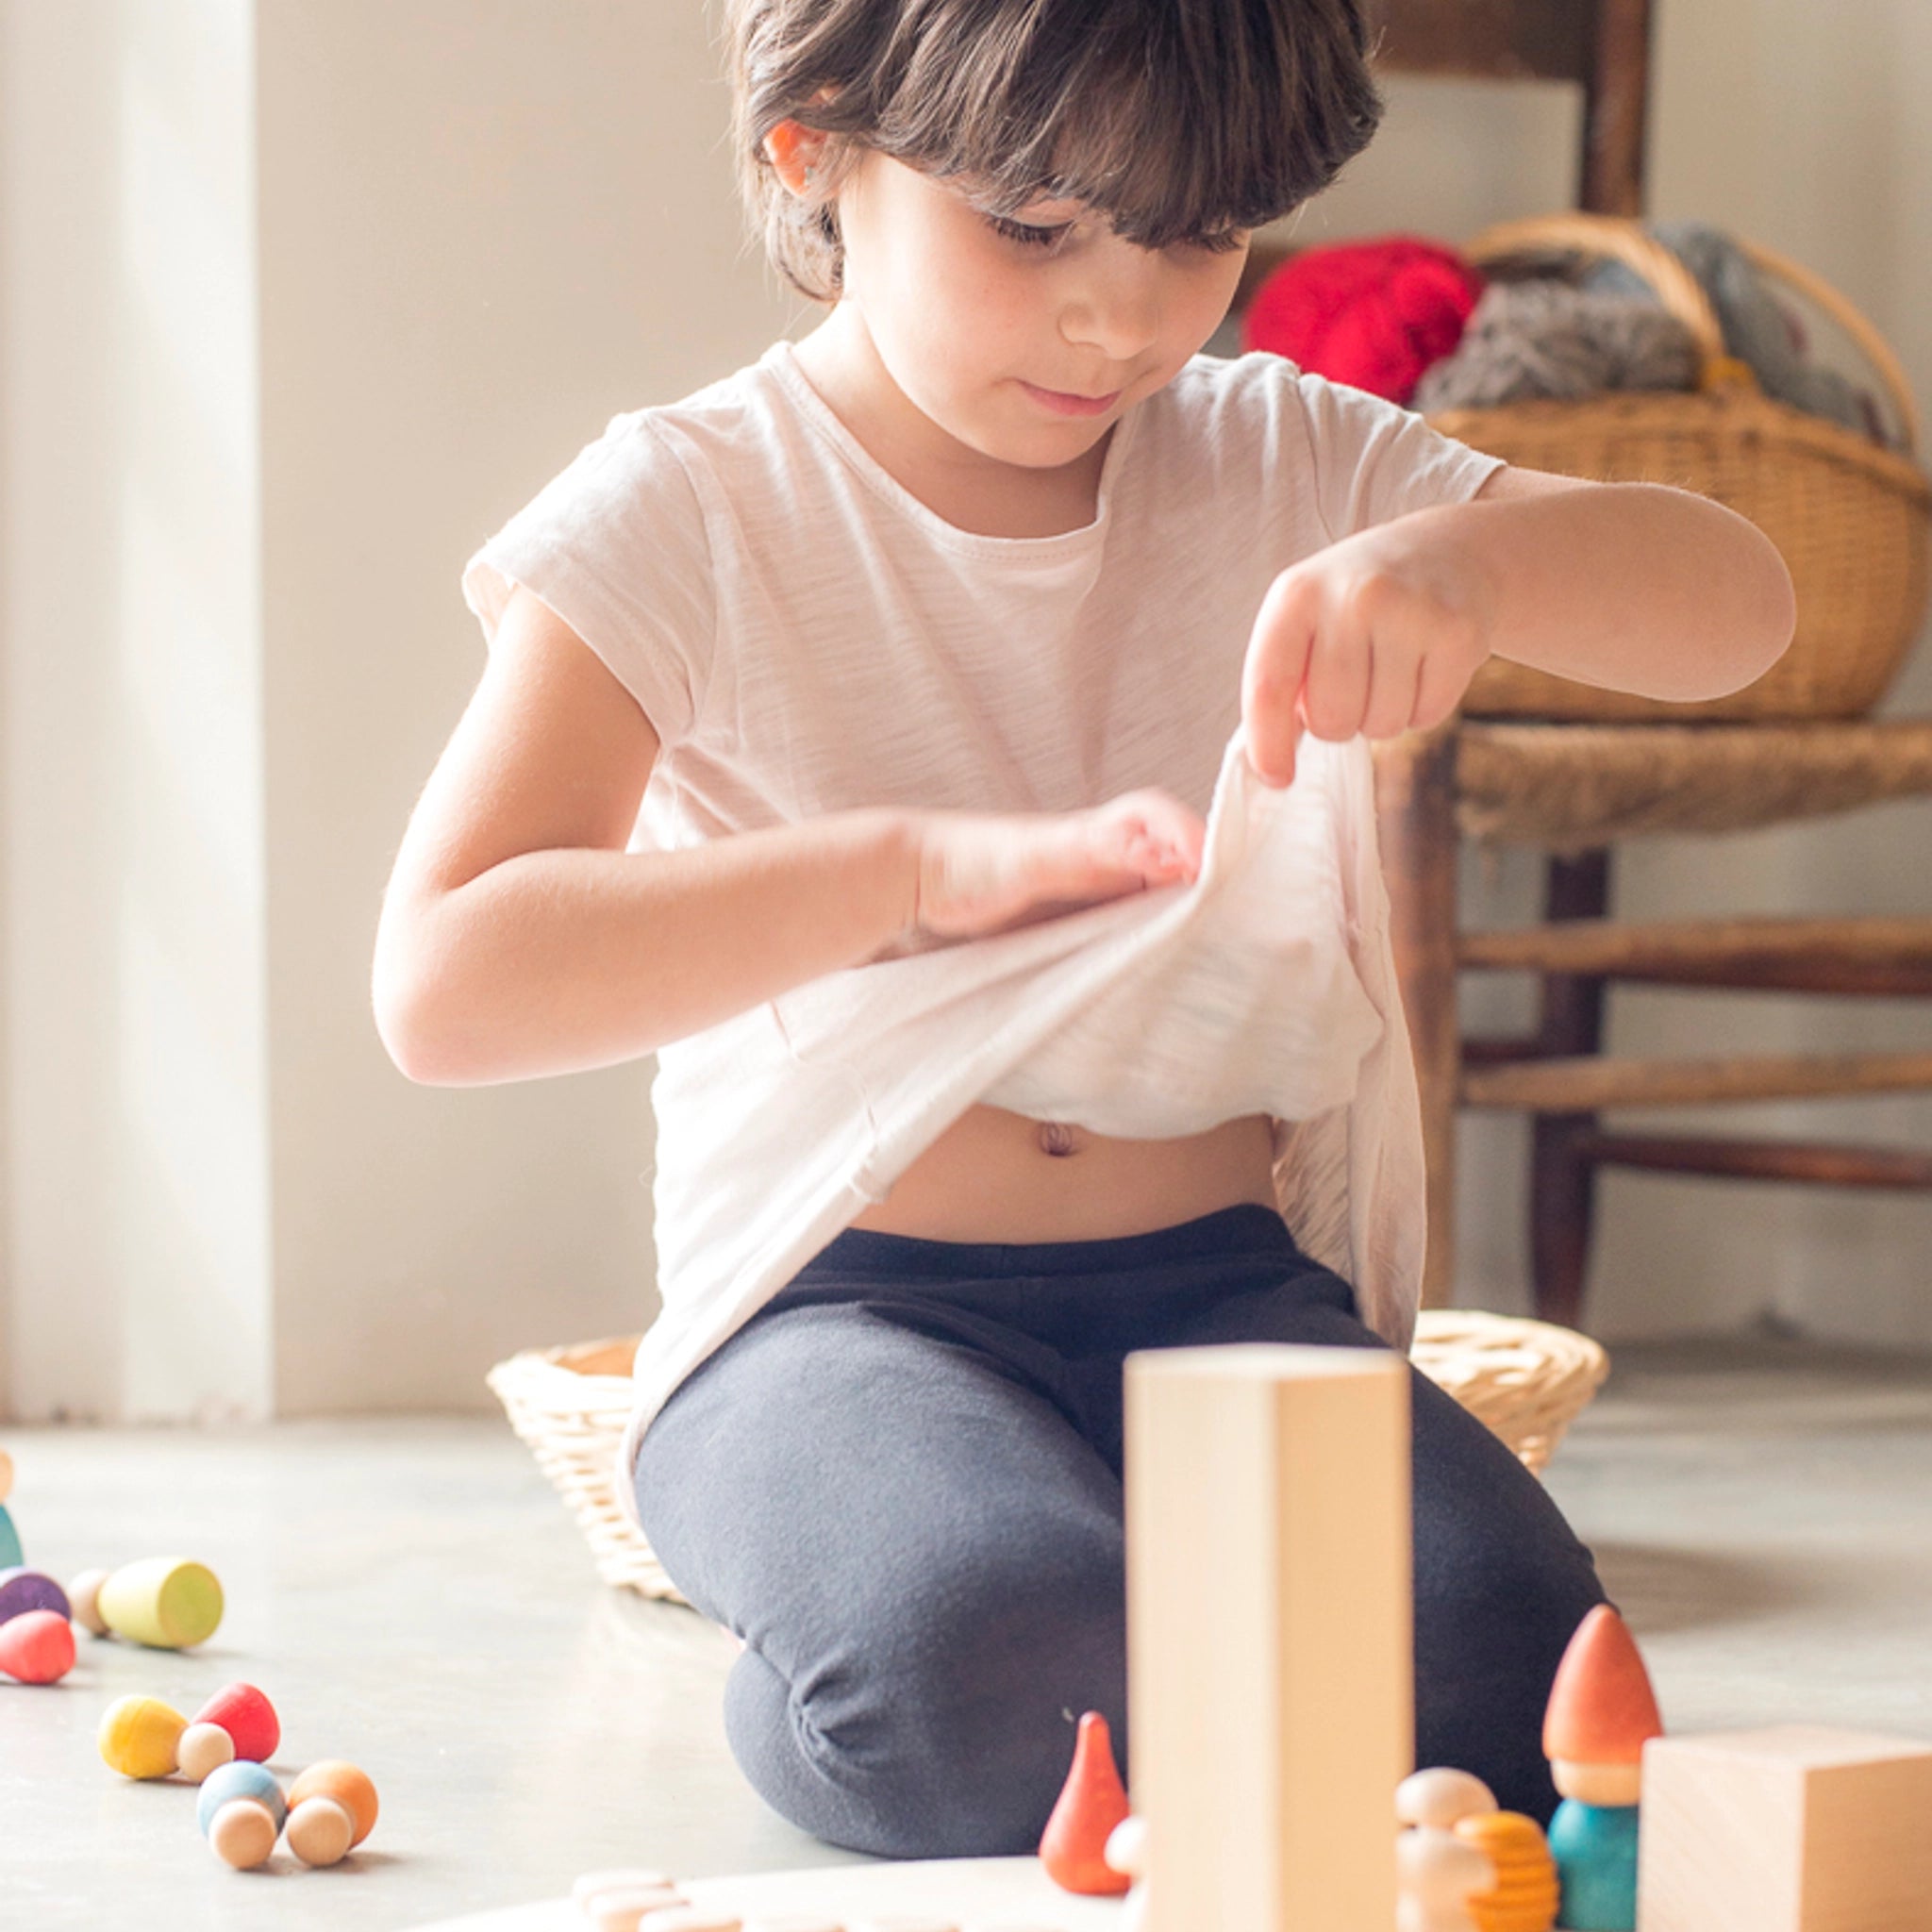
829, 151, 1251, 472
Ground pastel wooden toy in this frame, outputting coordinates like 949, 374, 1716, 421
587, 1895, 695, 1932
632, 1912, 743, 1931
1454, 1811, 1558, 1932
1398, 1769, 1499, 1829
197, 1758, 288, 1837
95, 1556, 223, 1649
287, 1758, 377, 1848
0, 1566, 70, 1624
0, 1445, 12, 1500
0, 1607, 76, 1684
98, 1695, 189, 1779
67, 1568, 111, 1637
1104, 1814, 1148, 1882
191, 1681, 279, 1761
1039, 1709, 1132, 1895
1546, 1799, 1638, 1930
575, 1870, 678, 1908
207, 1798, 279, 1871
0, 1503, 21, 1570
1399, 1826, 1495, 1910
1542, 1605, 1662, 1809
1125, 1344, 1411, 1932
1637, 1724, 1932, 1932
285, 1794, 356, 1868
175, 1721, 237, 1784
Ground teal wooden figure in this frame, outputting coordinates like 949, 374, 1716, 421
0, 1504, 20, 1570
1550, 1797, 1640, 1930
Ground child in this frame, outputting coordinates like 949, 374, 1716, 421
374, 0, 1793, 1864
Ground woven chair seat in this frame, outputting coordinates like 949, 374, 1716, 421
1457, 717, 1932, 850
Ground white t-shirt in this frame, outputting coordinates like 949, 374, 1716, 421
462, 341, 1503, 1521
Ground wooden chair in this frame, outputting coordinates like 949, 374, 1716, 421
1241, 0, 1932, 1329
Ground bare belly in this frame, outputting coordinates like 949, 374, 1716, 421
845, 1104, 1280, 1244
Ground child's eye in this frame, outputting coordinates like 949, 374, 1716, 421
987, 213, 1073, 251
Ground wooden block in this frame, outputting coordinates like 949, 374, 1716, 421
1638, 1725, 1932, 1932
1124, 1344, 1412, 1932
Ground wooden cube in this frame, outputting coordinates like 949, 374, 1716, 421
1638, 1725, 1932, 1932
1124, 1343, 1412, 1932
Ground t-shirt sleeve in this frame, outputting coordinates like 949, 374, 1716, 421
1291, 366, 1507, 541
460, 412, 715, 746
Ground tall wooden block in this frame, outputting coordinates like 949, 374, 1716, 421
1638, 1725, 1932, 1932
1124, 1344, 1412, 1932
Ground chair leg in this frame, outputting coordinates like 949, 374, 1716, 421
1374, 726, 1461, 1309
1529, 850, 1612, 1328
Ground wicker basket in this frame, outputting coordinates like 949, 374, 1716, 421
1441, 213, 1932, 724
489, 1310, 1609, 1604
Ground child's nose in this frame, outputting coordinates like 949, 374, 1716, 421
1056, 250, 1164, 363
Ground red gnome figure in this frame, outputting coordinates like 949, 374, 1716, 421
1040, 1710, 1132, 1896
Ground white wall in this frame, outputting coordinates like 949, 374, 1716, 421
2, 1, 1927, 1421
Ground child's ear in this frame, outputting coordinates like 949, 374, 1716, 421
762, 119, 829, 198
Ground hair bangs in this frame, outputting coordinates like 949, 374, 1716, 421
868, 0, 1383, 250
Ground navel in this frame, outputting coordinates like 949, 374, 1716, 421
1038, 1121, 1080, 1158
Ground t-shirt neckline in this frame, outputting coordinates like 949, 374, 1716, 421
764, 337, 1141, 558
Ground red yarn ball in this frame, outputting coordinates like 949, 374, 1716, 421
1241, 236, 1484, 404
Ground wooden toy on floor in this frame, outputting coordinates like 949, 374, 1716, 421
1040, 1709, 1132, 1896
175, 1722, 237, 1783
92, 1556, 224, 1649
0, 1606, 75, 1683
199, 1759, 288, 1871
1541, 1606, 1662, 1931
1124, 1343, 1412, 1932
287, 1759, 378, 1859
1454, 1810, 1558, 1932
98, 1693, 190, 1779
192, 1681, 280, 1762
0, 1445, 20, 1568
1396, 1768, 1499, 1932
67, 1568, 111, 1636
0, 1566, 70, 1624
1636, 1724, 1932, 1931
579, 1884, 691, 1931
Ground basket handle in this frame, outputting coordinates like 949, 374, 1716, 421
1462, 212, 1920, 454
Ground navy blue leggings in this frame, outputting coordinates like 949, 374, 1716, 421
632, 1204, 1607, 1859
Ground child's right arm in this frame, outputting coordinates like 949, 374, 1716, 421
373, 588, 1204, 1087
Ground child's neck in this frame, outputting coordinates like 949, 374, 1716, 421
791, 308, 1112, 541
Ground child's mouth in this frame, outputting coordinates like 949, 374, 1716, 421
1019, 380, 1122, 417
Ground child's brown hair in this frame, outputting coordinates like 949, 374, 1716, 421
724, 0, 1384, 302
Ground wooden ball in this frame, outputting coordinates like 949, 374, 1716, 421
1399, 1824, 1494, 1907
1396, 1766, 1499, 1829
1104, 1814, 1149, 1881
97, 1694, 188, 1779
574, 1869, 677, 1907
191, 1681, 279, 1762
287, 1759, 376, 1848
287, 1795, 356, 1868
68, 1569, 111, 1638
0, 1607, 75, 1684
208, 1798, 278, 1871
197, 1759, 287, 1837
587, 1891, 690, 1932
1550, 1757, 1642, 1807
175, 1722, 237, 1783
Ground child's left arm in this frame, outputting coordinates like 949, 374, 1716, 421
1241, 466, 1798, 788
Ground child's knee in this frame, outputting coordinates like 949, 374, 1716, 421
723, 1556, 1128, 1857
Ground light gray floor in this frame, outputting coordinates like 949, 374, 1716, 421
7, 1334, 1932, 1930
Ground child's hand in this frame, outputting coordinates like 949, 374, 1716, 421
1240, 519, 1497, 788
909, 790, 1207, 942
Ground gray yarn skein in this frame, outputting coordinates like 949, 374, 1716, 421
1583, 221, 1885, 441
1412, 279, 1700, 414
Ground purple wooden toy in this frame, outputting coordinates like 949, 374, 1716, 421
0, 1566, 71, 1624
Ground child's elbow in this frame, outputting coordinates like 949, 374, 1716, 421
372, 911, 475, 1087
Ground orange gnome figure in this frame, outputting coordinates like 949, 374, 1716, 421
1040, 1709, 1133, 1896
